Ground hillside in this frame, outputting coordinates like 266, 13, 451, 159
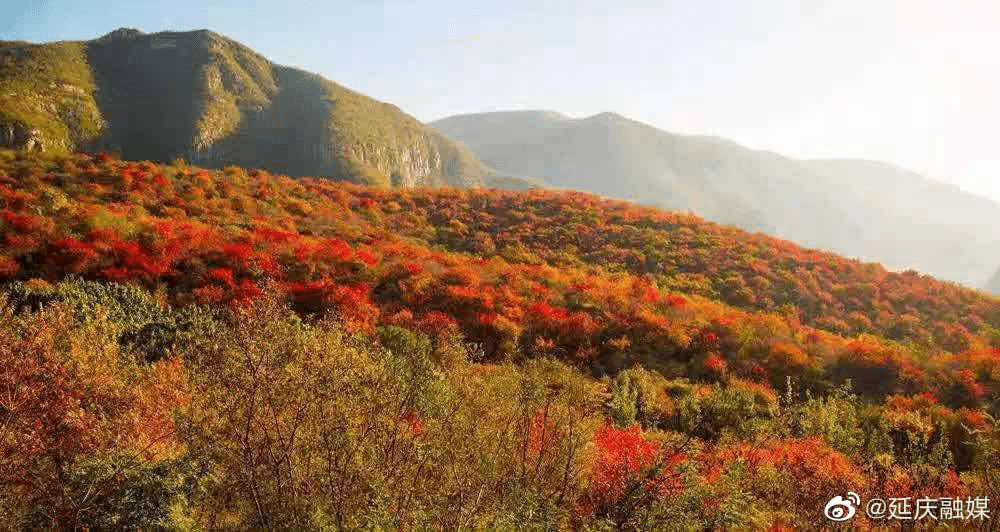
0, 28, 537, 189
988, 268, 1000, 295
1, 149, 999, 528
1, 147, 998, 376
432, 111, 1000, 287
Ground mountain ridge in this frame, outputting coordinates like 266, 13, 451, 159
0, 28, 540, 189
432, 110, 1000, 288
987, 268, 1000, 295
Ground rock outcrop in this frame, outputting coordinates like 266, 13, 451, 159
0, 121, 43, 152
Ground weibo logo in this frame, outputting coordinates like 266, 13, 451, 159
825, 492, 860, 521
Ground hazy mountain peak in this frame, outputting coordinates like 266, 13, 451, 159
432, 109, 570, 129
986, 267, 1000, 295
432, 109, 1000, 287
585, 111, 626, 122
481, 109, 570, 120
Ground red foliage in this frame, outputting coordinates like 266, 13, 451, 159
0, 150, 998, 419
49, 237, 99, 272
591, 424, 660, 498
221, 243, 254, 269
583, 424, 685, 523
716, 437, 868, 521
286, 281, 378, 332
2, 209, 45, 233
206, 267, 236, 288
416, 311, 459, 336
403, 410, 424, 437
529, 302, 569, 324
665, 295, 688, 308
355, 248, 377, 267
704, 353, 727, 374
402, 261, 423, 275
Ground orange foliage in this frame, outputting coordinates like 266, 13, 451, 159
0, 150, 997, 411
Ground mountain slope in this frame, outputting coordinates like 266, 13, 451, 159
3, 150, 999, 530
432, 111, 1000, 287
433, 111, 776, 233
3, 148, 998, 356
0, 28, 538, 189
987, 268, 1000, 295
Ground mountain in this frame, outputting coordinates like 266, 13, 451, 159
987, 267, 1000, 295
432, 110, 1000, 287
0, 28, 538, 189
433, 111, 779, 234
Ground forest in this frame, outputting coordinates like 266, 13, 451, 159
1, 148, 998, 529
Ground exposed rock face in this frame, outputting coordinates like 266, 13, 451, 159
0, 122, 16, 147
348, 142, 443, 187
95, 28, 145, 42
1, 29, 536, 189
0, 121, 43, 151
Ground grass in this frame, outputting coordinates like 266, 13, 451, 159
192, 33, 275, 149
0, 41, 104, 151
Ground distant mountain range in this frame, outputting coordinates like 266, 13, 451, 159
0, 28, 537, 189
986, 268, 1000, 295
3, 29, 997, 290
432, 110, 1000, 289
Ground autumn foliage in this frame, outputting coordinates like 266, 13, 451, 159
1, 149, 998, 528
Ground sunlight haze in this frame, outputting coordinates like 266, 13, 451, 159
4, 0, 999, 201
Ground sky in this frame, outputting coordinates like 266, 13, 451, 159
3, 0, 999, 201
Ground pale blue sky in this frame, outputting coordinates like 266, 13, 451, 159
4, 1, 999, 201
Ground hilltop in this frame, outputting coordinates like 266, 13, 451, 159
0, 28, 538, 189
432, 110, 1000, 288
